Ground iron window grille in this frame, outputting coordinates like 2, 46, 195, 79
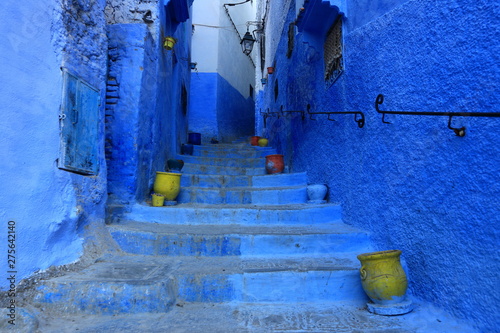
324, 16, 343, 85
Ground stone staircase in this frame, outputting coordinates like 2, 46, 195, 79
23, 141, 470, 332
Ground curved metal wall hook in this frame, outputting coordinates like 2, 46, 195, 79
307, 104, 317, 120
448, 116, 466, 137
355, 112, 365, 128
375, 94, 391, 124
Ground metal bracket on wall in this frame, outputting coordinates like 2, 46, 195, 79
375, 94, 500, 137
260, 108, 280, 127
280, 105, 306, 121
307, 104, 366, 128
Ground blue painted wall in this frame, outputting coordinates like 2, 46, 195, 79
189, 73, 219, 140
189, 73, 255, 142
258, 0, 500, 331
216, 74, 255, 142
106, 24, 158, 204
106, 0, 193, 204
0, 0, 109, 290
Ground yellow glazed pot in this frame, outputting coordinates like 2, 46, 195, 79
153, 172, 181, 201
258, 138, 268, 147
151, 193, 165, 207
357, 250, 408, 305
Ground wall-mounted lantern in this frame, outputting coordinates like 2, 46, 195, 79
241, 30, 256, 55
163, 36, 177, 50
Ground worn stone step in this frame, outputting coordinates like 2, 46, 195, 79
176, 155, 265, 168
108, 221, 371, 257
96, 255, 368, 303
177, 185, 307, 205
191, 148, 277, 158
32, 261, 175, 315
32, 301, 476, 333
112, 203, 343, 225
182, 163, 266, 175
180, 172, 308, 188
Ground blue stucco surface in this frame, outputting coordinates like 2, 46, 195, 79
217, 74, 255, 142
258, 0, 500, 331
189, 73, 219, 140
0, 0, 108, 290
189, 73, 255, 142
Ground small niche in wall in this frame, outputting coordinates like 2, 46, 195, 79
181, 83, 188, 115
249, 84, 254, 99
274, 79, 279, 102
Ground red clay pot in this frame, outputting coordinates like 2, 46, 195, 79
250, 136, 261, 146
265, 154, 284, 174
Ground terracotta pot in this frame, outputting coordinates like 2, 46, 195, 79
265, 154, 284, 174
267, 67, 274, 74
258, 138, 268, 147
181, 143, 193, 155
153, 172, 181, 201
307, 184, 328, 201
151, 193, 165, 207
357, 250, 408, 305
167, 159, 184, 172
188, 133, 201, 145
250, 136, 261, 146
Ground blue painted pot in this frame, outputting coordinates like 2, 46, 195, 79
167, 159, 184, 172
181, 144, 193, 155
188, 132, 201, 145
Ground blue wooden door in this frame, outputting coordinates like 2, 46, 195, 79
58, 69, 100, 175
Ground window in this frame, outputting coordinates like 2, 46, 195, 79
58, 69, 100, 175
287, 22, 295, 58
324, 16, 343, 85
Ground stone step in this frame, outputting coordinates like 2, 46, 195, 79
32, 261, 175, 315
182, 163, 266, 175
177, 185, 307, 205
108, 221, 371, 257
98, 255, 368, 303
176, 155, 265, 168
111, 203, 343, 225
180, 172, 308, 188
32, 301, 474, 332
193, 144, 274, 152
191, 147, 277, 158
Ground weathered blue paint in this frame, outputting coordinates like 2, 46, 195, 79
0, 0, 108, 291
106, 24, 158, 204
189, 73, 255, 142
257, 0, 500, 331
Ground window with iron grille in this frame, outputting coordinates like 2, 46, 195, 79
287, 22, 295, 58
324, 16, 343, 85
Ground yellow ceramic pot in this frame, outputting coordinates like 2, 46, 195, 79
151, 193, 165, 207
153, 172, 181, 201
357, 250, 408, 305
258, 138, 268, 147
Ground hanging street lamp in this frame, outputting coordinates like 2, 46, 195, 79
240, 29, 256, 55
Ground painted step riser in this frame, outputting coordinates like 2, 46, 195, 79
119, 204, 343, 225
193, 145, 275, 153
182, 164, 266, 176
176, 270, 367, 303
176, 188, 307, 205
33, 280, 175, 315
177, 155, 265, 168
193, 150, 276, 158
181, 174, 252, 188
180, 173, 307, 188
110, 231, 370, 257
